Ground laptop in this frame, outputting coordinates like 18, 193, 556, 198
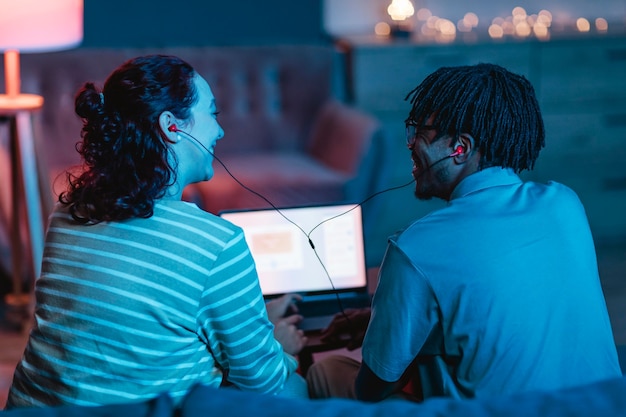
219, 203, 371, 332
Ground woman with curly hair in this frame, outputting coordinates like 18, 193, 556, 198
7, 55, 307, 409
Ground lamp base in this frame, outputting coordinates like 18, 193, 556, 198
0, 94, 44, 112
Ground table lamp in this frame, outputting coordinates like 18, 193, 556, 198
0, 0, 84, 110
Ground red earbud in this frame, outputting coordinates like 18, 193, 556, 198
449, 145, 464, 157
168, 124, 178, 132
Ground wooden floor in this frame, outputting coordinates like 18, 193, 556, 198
1, 239, 624, 409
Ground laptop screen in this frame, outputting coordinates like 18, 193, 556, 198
220, 204, 368, 297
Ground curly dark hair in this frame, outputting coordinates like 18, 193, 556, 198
405, 63, 545, 172
60, 55, 198, 223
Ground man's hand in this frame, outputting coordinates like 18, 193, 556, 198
320, 307, 371, 351
273, 314, 307, 356
266, 293, 302, 325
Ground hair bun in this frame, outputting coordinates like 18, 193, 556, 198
75, 82, 104, 119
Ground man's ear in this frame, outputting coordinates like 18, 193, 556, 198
451, 133, 476, 162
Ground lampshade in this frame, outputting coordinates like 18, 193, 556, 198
0, 0, 83, 109
0, 0, 83, 52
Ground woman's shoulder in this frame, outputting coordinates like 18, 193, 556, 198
153, 200, 244, 235
48, 200, 247, 244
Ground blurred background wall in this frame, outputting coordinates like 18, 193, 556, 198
82, 0, 327, 47
3, 0, 624, 268
81, 0, 626, 47
65, 0, 626, 266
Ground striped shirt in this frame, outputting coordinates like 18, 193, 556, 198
7, 200, 297, 408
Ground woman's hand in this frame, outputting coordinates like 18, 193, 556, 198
266, 293, 307, 355
273, 314, 307, 355
265, 293, 301, 325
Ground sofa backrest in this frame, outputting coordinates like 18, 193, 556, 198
9, 45, 338, 174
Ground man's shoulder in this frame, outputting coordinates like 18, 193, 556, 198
391, 205, 460, 246
391, 178, 583, 245
521, 179, 584, 208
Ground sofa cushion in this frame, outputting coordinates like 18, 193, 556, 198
183, 153, 350, 214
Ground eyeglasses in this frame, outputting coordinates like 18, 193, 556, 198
405, 122, 436, 149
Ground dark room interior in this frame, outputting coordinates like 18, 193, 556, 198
1, 0, 625, 412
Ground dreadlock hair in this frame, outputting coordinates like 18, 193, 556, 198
405, 63, 545, 172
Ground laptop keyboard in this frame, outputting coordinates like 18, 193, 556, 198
295, 294, 371, 317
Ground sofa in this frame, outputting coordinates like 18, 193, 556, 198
4, 376, 626, 417
4, 348, 625, 416
0, 45, 390, 288
9, 45, 387, 216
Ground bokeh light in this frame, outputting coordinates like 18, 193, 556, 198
374, 3, 618, 42
375, 22, 391, 36
416, 8, 431, 21
387, 0, 415, 21
576, 17, 591, 32
488, 24, 504, 39
533, 22, 550, 40
596, 18, 609, 32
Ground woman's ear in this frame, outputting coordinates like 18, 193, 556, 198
158, 111, 178, 141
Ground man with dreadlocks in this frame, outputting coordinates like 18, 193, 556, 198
306, 63, 621, 402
